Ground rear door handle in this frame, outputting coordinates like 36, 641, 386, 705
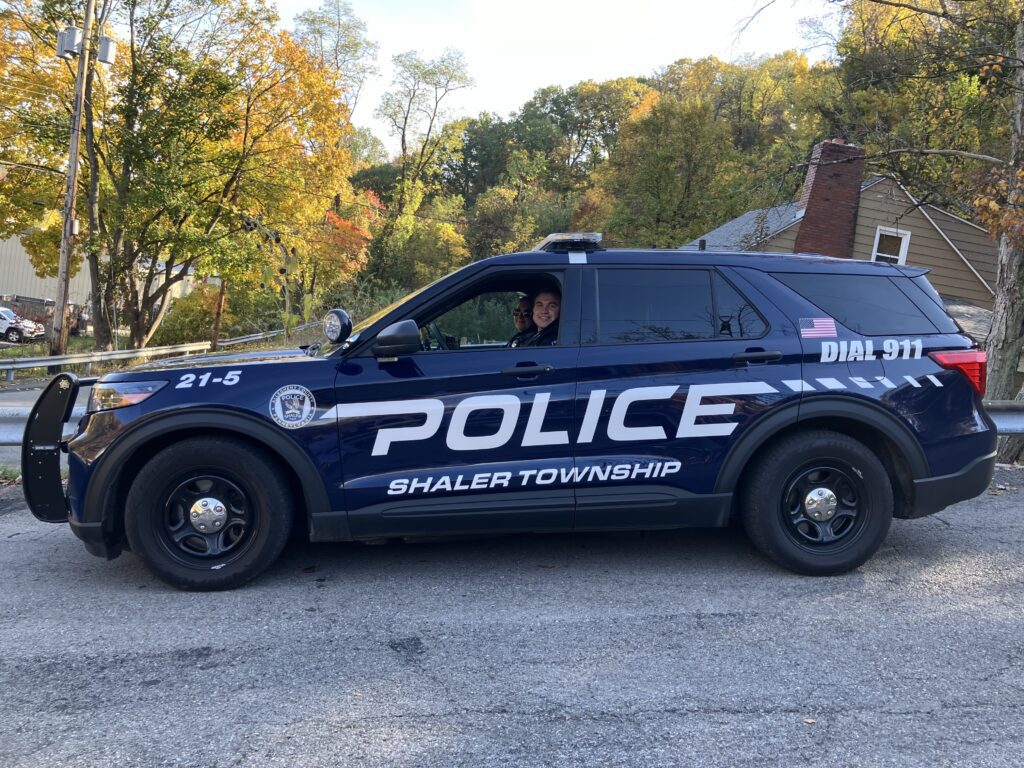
733, 350, 782, 364
501, 364, 554, 377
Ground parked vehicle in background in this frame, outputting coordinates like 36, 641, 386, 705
0, 306, 45, 343
22, 233, 997, 590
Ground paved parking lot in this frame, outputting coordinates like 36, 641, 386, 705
1, 469, 1022, 767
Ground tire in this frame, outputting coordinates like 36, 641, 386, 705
740, 430, 893, 575
124, 436, 294, 590
5, 328, 22, 343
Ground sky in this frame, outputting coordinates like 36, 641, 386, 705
275, 0, 837, 153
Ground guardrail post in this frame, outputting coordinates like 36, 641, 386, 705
4, 369, 12, 383
85, 361, 93, 374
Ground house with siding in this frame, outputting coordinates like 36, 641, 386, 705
689, 139, 998, 310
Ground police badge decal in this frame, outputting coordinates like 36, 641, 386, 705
269, 385, 316, 429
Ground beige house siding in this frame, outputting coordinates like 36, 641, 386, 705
851, 179, 993, 308
760, 222, 799, 252
925, 206, 998, 289
0, 236, 93, 305
758, 178, 994, 309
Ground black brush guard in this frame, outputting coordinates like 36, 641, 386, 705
22, 373, 87, 523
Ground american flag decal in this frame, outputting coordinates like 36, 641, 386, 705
799, 317, 837, 338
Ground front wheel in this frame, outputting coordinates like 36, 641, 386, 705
5, 328, 22, 343
124, 437, 294, 590
740, 430, 893, 575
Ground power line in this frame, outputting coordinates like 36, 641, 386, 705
0, 82, 60, 100
3, 74, 65, 93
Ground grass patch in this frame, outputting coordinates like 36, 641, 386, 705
0, 465, 21, 485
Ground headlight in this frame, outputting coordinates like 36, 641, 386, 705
87, 381, 167, 412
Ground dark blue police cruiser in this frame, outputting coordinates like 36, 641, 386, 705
23, 233, 996, 589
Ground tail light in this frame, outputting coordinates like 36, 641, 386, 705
929, 350, 986, 395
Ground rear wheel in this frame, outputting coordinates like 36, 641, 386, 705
124, 437, 294, 590
741, 430, 893, 575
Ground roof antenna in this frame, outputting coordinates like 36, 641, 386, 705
698, 239, 707, 251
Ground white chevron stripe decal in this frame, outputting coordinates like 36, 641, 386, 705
850, 377, 874, 389
817, 378, 846, 390
783, 380, 815, 392
926, 374, 944, 387
904, 375, 921, 387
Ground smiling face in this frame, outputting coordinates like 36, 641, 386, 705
532, 291, 561, 330
513, 298, 533, 332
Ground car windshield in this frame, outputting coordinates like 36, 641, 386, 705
1, 308, 15, 320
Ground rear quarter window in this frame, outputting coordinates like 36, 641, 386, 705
772, 273, 943, 335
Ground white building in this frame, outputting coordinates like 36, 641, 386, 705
0, 236, 93, 305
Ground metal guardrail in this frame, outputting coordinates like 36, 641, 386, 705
0, 341, 211, 382
985, 400, 1024, 436
0, 321, 320, 382
217, 321, 318, 348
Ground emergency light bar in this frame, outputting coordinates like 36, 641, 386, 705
534, 232, 604, 252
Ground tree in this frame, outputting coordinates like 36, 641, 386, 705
292, 0, 378, 117
595, 88, 733, 247
512, 78, 652, 191
368, 48, 472, 281
1, 0, 366, 348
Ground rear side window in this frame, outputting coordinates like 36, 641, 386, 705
714, 272, 768, 338
772, 273, 941, 335
589, 268, 767, 345
595, 268, 715, 343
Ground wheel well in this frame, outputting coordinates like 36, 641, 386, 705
741, 417, 915, 519
101, 427, 310, 546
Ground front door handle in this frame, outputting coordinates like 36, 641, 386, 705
501, 364, 554, 377
733, 350, 782, 364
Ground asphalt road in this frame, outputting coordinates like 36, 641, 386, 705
1, 469, 1022, 768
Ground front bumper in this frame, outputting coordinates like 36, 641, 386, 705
910, 450, 997, 518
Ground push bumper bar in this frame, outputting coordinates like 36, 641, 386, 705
22, 373, 86, 523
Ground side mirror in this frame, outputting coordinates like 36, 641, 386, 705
373, 319, 421, 359
323, 308, 352, 344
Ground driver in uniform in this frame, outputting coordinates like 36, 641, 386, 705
507, 296, 536, 348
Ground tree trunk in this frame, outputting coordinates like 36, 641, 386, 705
83, 61, 112, 351
211, 278, 227, 351
988, 9, 1024, 464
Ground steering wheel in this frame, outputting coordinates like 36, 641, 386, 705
427, 321, 449, 351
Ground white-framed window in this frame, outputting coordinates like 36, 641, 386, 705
871, 226, 911, 265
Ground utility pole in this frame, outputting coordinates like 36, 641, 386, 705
50, 0, 98, 360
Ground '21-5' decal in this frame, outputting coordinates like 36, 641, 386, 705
176, 370, 243, 388
820, 339, 922, 363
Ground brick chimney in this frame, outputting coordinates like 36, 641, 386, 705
793, 139, 866, 259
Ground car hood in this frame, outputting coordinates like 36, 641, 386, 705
114, 348, 318, 375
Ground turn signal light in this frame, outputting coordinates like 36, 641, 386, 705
929, 350, 986, 395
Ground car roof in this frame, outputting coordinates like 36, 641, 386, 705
479, 248, 927, 277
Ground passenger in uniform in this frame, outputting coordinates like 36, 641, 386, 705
507, 296, 535, 348
521, 288, 560, 347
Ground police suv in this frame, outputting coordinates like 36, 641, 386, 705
23, 233, 996, 590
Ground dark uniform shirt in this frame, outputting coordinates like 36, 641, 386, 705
507, 327, 535, 348
521, 321, 559, 347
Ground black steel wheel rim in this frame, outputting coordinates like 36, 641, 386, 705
158, 474, 257, 566
780, 463, 866, 551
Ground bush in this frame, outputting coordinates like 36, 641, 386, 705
150, 287, 231, 346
